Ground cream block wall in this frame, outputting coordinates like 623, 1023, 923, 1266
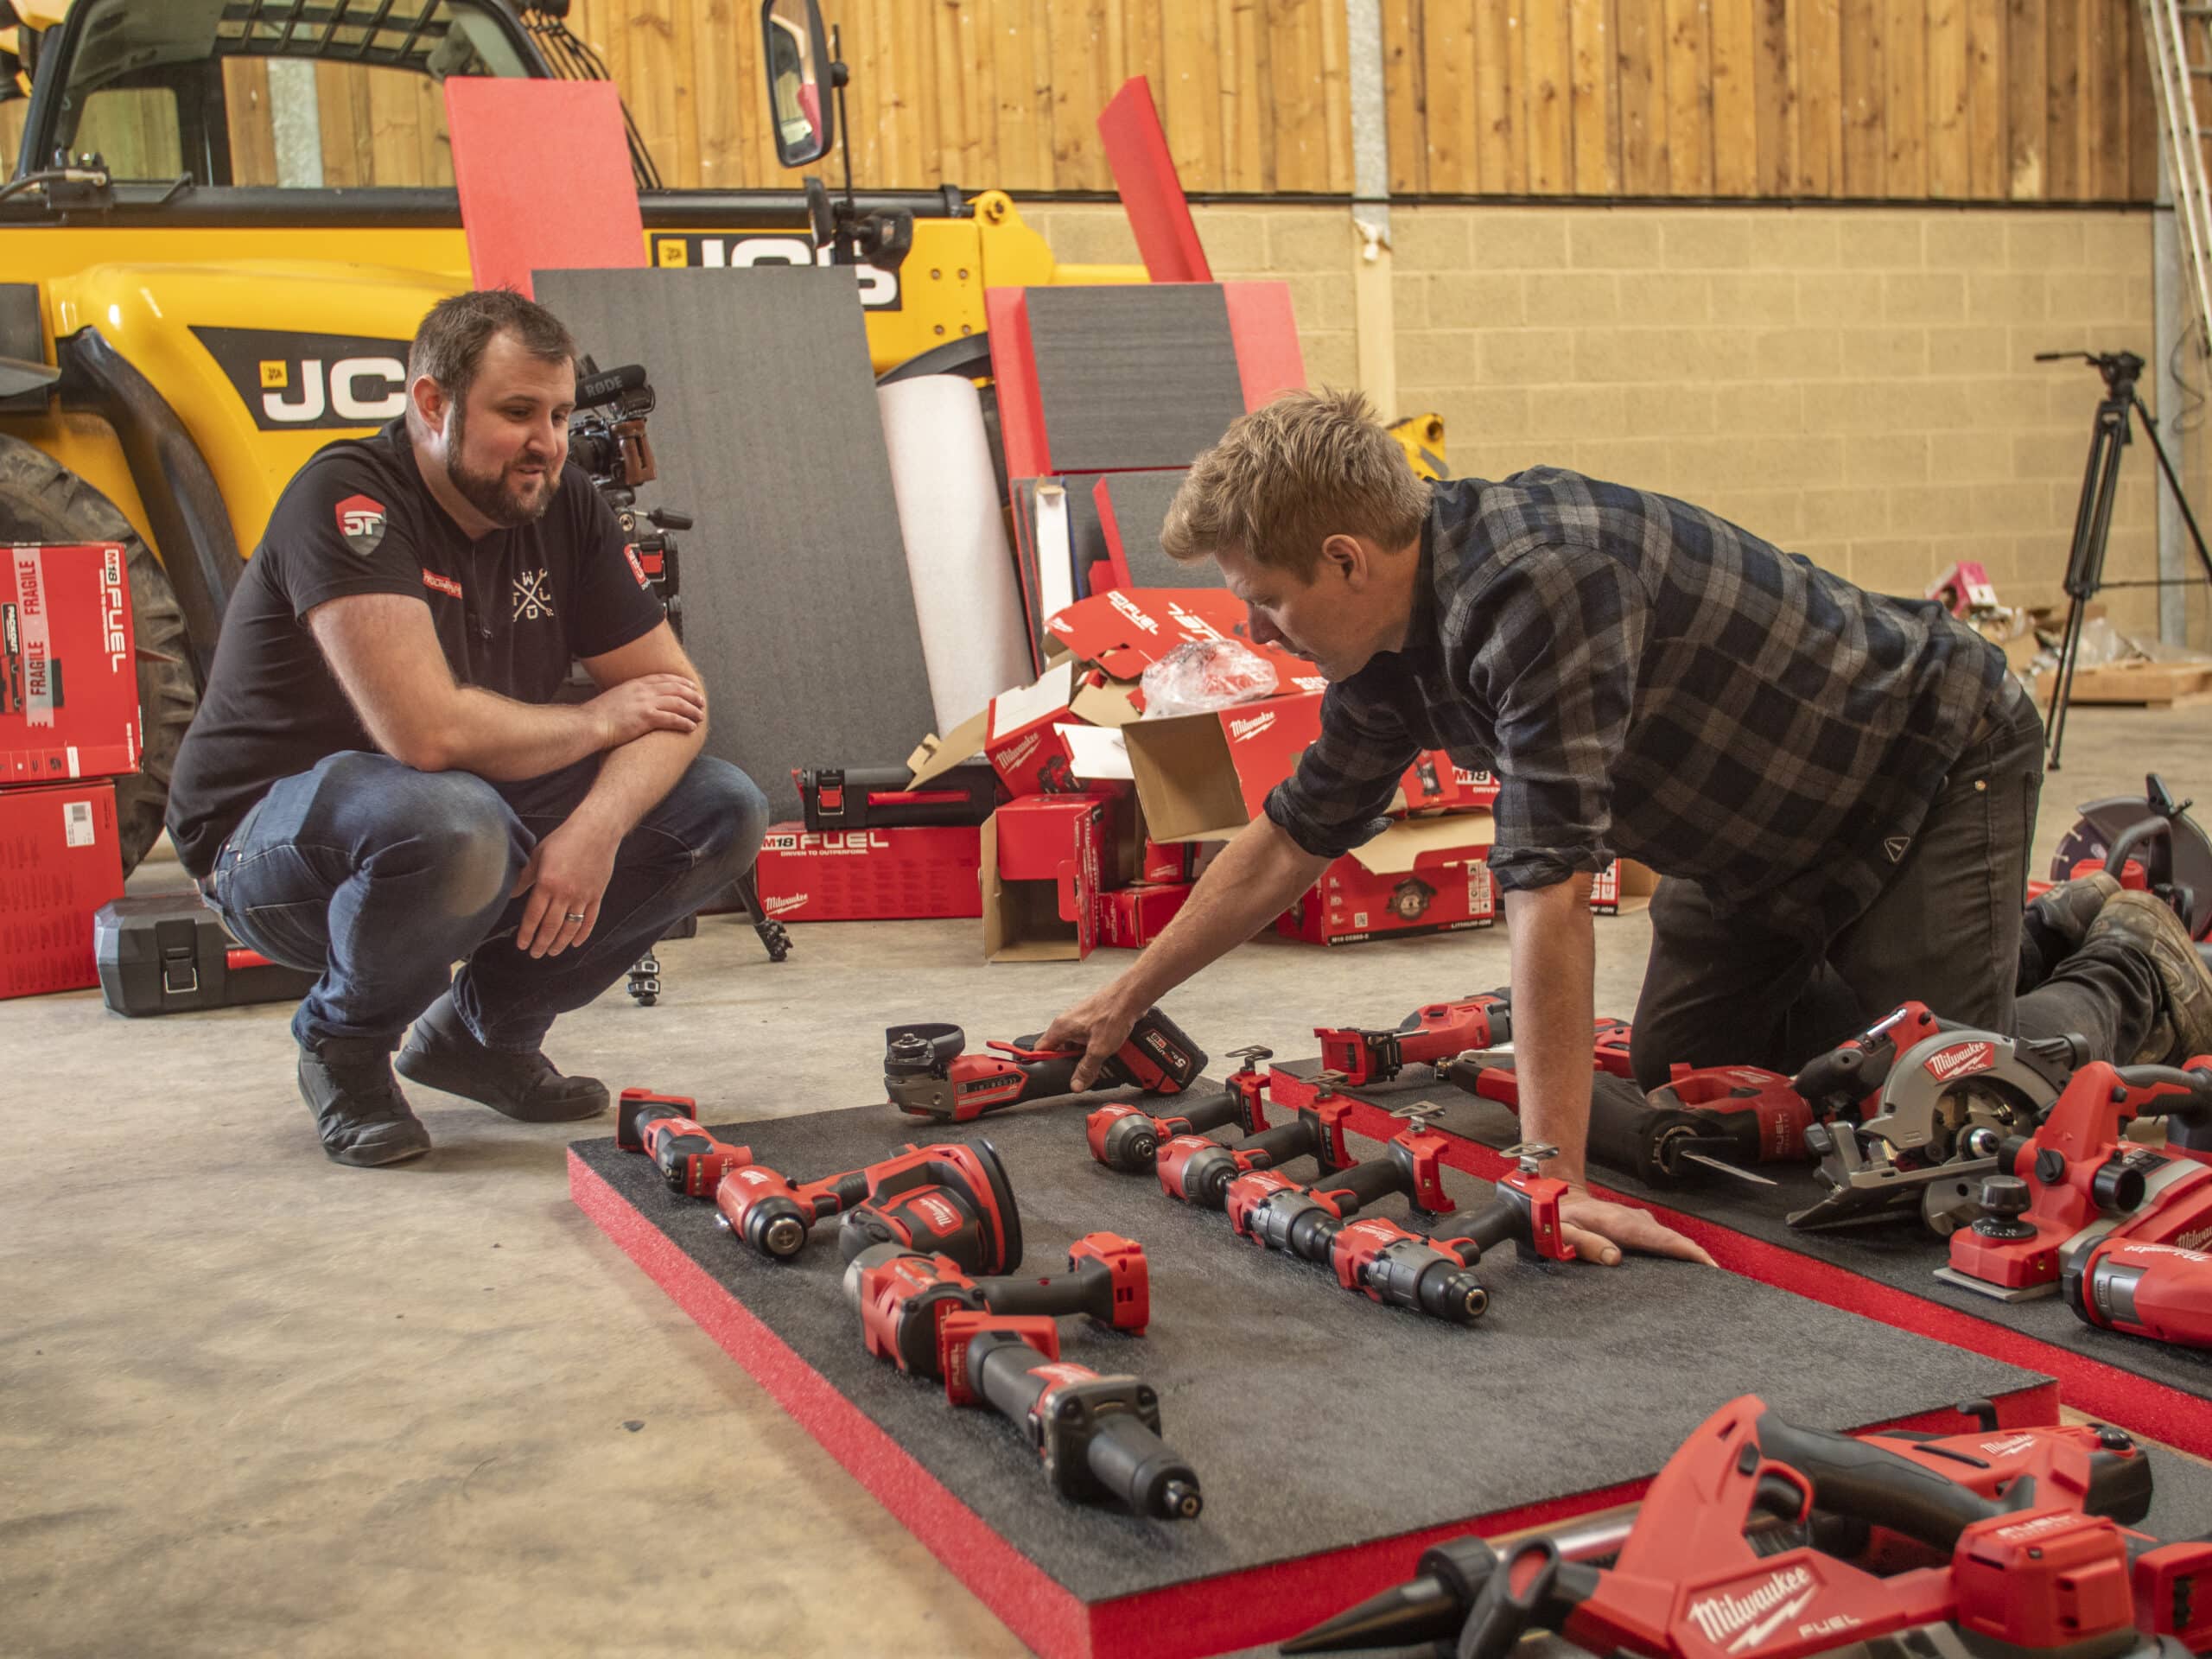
1020, 200, 2188, 642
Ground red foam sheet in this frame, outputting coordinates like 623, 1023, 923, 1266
445, 79, 645, 298
1096, 77, 1212, 285
987, 289, 1050, 482
1326, 1097, 2197, 1459
570, 1147, 2056, 1659
1224, 282, 1307, 410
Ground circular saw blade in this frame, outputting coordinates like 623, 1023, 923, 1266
2050, 792, 2212, 938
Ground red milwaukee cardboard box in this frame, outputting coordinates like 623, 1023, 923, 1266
0, 779, 124, 997
1096, 880, 1192, 949
1591, 857, 1661, 916
2, 543, 140, 785
1043, 586, 1325, 694
981, 795, 1109, 962
1277, 815, 1497, 947
1123, 690, 1325, 842
752, 823, 982, 922
1396, 753, 1501, 816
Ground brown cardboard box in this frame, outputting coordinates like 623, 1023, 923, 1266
1590, 858, 1661, 916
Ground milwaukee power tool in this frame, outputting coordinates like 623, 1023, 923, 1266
949, 1320, 1202, 1519
1284, 1394, 2207, 1658
846, 1231, 1149, 1377
1788, 1001, 2078, 1232
1088, 1045, 1273, 1173
1313, 991, 1512, 1087
1226, 1099, 1458, 1253
712, 1140, 1022, 1268
1156, 1071, 1360, 1208
613, 1088, 752, 1198
1937, 1056, 2212, 1345
882, 1007, 1206, 1122
1446, 1054, 1814, 1187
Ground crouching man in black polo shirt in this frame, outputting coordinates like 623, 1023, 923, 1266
166, 289, 768, 1166
1042, 389, 2211, 1266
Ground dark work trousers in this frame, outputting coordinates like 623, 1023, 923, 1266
1627, 683, 2164, 1090
200, 749, 770, 1056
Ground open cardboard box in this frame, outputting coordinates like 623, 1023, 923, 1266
1278, 814, 1497, 946
908, 662, 1142, 798
980, 793, 1113, 962
1122, 690, 1325, 842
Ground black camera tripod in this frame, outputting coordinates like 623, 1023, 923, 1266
2038, 349, 2212, 771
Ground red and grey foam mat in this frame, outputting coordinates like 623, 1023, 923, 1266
570, 1096, 2055, 1659
1287, 1058, 2212, 1465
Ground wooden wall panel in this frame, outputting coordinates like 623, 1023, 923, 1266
8, 2, 2150, 202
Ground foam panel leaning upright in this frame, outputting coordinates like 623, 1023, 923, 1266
534, 268, 935, 821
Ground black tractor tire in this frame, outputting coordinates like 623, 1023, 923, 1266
0, 435, 201, 876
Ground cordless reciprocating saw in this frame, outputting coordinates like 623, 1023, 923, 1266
614, 1088, 752, 1197
882, 1006, 1206, 1122
713, 1139, 1023, 1269
1939, 1054, 2212, 1348
1313, 992, 1511, 1087
1284, 1395, 2204, 1658
1448, 1052, 1815, 1186
1088, 1045, 1273, 1173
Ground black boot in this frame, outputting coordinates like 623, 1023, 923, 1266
298, 1041, 432, 1167
396, 992, 609, 1122
2084, 891, 2212, 1064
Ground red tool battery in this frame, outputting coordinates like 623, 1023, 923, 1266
94, 892, 317, 1016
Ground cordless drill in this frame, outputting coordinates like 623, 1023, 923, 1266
1088, 1044, 1272, 1173
883, 1006, 1206, 1122
1322, 1142, 1574, 1323
712, 1139, 1023, 1270
1940, 1056, 2212, 1345
954, 1322, 1203, 1519
847, 1231, 1148, 1377
1225, 1103, 1456, 1256
614, 1087, 752, 1197
1313, 992, 1511, 1087
1155, 1071, 1358, 1208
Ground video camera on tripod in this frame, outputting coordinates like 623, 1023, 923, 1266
569, 359, 692, 634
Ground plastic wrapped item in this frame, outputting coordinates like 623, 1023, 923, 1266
1139, 639, 1279, 719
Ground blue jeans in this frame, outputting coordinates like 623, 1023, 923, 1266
200, 750, 769, 1054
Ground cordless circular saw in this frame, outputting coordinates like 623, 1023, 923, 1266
2050, 771, 2212, 940
1786, 1001, 2080, 1234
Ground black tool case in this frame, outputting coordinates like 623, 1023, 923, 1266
94, 893, 317, 1017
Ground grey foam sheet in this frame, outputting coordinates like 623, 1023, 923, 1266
1026, 285, 1249, 473
534, 267, 936, 821
571, 1089, 2050, 1606
1297, 1058, 2212, 1419
1092, 468, 1223, 594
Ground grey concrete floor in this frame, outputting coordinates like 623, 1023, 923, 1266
6, 703, 2212, 1658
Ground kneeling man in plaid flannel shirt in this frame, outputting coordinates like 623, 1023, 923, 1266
1044, 389, 2193, 1267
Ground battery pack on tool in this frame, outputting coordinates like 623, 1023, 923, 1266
795, 764, 999, 832
93, 893, 316, 1017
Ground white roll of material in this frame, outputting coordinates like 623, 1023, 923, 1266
876, 374, 1033, 735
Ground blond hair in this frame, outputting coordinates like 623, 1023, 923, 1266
1160, 388, 1431, 577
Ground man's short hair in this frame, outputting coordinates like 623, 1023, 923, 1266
407, 288, 575, 411
1160, 387, 1431, 578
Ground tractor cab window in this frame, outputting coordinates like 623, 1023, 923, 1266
42, 0, 531, 188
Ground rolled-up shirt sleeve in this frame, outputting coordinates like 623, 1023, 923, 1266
1473, 544, 1647, 893
1263, 680, 1420, 859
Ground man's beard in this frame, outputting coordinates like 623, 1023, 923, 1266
445, 404, 561, 528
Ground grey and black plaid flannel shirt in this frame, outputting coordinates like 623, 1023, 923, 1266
1264, 467, 2008, 932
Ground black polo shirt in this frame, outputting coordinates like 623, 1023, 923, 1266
166, 419, 665, 876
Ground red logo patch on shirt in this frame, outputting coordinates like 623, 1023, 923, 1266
625, 544, 649, 587
334, 493, 386, 557
422, 570, 462, 599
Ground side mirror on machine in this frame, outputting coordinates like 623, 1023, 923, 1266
760, 0, 834, 168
